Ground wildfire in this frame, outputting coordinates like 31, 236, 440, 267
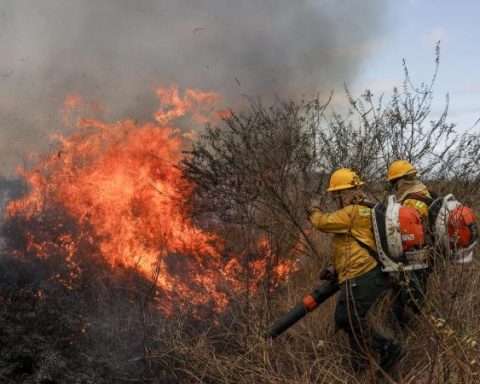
6, 85, 295, 315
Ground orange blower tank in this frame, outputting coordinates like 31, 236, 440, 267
399, 206, 425, 251
448, 205, 478, 248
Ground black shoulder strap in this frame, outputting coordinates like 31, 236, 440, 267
352, 235, 379, 262
428, 190, 440, 200
354, 202, 379, 261
402, 193, 434, 206
359, 201, 375, 209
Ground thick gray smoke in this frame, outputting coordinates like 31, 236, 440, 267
0, 0, 386, 177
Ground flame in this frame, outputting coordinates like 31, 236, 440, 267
223, 237, 298, 292
154, 85, 221, 125
6, 86, 294, 315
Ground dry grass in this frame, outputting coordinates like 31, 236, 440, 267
2, 214, 477, 383
140, 248, 480, 384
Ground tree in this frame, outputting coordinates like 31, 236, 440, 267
183, 43, 480, 266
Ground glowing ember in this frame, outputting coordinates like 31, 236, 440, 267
223, 237, 298, 292
6, 86, 294, 315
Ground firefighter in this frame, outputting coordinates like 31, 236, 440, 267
387, 160, 432, 222
308, 168, 406, 375
386, 160, 433, 326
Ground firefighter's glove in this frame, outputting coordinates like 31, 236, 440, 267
319, 265, 337, 281
306, 197, 323, 217
306, 206, 320, 217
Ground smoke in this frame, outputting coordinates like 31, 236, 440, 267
0, 0, 386, 177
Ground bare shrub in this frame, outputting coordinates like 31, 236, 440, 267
179, 44, 480, 383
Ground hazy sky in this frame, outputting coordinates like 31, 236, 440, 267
0, 0, 478, 178
351, 0, 480, 132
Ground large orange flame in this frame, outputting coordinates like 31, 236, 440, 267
6, 85, 295, 315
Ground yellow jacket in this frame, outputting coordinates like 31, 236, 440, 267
401, 188, 431, 224
309, 204, 378, 283
396, 179, 431, 223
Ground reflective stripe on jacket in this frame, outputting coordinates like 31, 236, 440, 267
309, 204, 378, 283
401, 187, 431, 224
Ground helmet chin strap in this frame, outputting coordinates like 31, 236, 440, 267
387, 181, 395, 193
388, 178, 400, 193
333, 192, 344, 208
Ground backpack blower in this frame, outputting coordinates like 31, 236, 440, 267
371, 196, 428, 272
265, 270, 339, 340
403, 193, 478, 263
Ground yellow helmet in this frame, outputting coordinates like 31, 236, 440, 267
327, 168, 364, 192
387, 160, 417, 182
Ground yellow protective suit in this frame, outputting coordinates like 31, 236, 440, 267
403, 193, 430, 222
309, 204, 378, 283
396, 179, 431, 223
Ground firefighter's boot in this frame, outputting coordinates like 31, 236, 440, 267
378, 341, 407, 377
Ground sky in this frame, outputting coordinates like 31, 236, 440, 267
0, 0, 479, 178
349, 0, 480, 132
